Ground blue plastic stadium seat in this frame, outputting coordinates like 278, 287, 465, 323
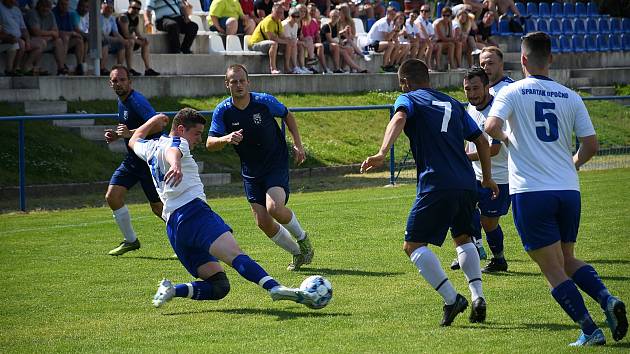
491, 20, 499, 35
586, 34, 598, 52
622, 34, 630, 51
550, 18, 561, 35
610, 18, 621, 34
587, 2, 599, 17
527, 2, 538, 17
572, 35, 586, 53
609, 34, 621, 51
574, 18, 586, 34
598, 18, 610, 34
623, 18, 630, 33
498, 19, 511, 35
563, 2, 575, 17
551, 2, 562, 17
559, 35, 572, 53
536, 18, 548, 33
539, 2, 550, 17
436, 2, 444, 18
551, 36, 560, 53
366, 17, 376, 32
388, 1, 402, 12
576, 2, 587, 17
526, 18, 536, 33
561, 18, 573, 35
596, 34, 609, 51
586, 18, 598, 34
516, 2, 526, 17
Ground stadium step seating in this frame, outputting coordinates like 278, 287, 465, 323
572, 34, 586, 53
550, 19, 561, 35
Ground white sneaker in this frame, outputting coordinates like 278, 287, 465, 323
363, 54, 372, 61
299, 67, 311, 74
152, 278, 176, 308
472, 49, 482, 55
269, 285, 317, 307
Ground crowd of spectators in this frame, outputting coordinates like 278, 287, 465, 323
0, 0, 526, 75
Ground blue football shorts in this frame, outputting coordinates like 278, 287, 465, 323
511, 190, 581, 252
405, 189, 478, 246
477, 180, 511, 217
242, 169, 290, 206
166, 198, 233, 278
109, 157, 161, 203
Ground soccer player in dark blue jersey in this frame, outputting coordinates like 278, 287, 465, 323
105, 65, 164, 256
206, 64, 314, 271
361, 59, 499, 326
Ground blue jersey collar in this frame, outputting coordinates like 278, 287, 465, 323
529, 75, 554, 81
477, 95, 494, 112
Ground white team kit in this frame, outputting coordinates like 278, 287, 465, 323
488, 75, 596, 194
489, 76, 515, 97
132, 136, 206, 222
466, 99, 509, 185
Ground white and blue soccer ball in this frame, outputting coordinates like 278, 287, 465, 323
300, 275, 333, 310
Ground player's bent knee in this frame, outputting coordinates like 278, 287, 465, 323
206, 272, 230, 300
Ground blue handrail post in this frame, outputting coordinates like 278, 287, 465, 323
389, 106, 395, 185
18, 120, 26, 212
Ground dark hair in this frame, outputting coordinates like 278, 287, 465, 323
131, 0, 142, 6
480, 46, 503, 61
441, 6, 452, 15
225, 64, 249, 81
110, 64, 130, 77
464, 66, 489, 86
172, 108, 206, 131
521, 31, 551, 68
411, 9, 419, 15
398, 59, 430, 86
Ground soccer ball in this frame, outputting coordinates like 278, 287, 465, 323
300, 275, 333, 310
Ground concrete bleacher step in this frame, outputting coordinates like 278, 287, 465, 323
11, 77, 39, 89
53, 119, 95, 127
23, 101, 67, 115
577, 86, 616, 96
200, 173, 230, 186
566, 77, 591, 88
0, 77, 10, 89
0, 89, 40, 101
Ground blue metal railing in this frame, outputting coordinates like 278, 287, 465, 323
1, 105, 394, 212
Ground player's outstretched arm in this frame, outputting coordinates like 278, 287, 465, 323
360, 110, 407, 173
128, 113, 169, 150
473, 133, 499, 199
206, 129, 244, 151
284, 111, 306, 165
573, 135, 599, 170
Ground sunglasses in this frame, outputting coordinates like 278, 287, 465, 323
443, 13, 452, 17
131, 6, 141, 10
420, 9, 430, 13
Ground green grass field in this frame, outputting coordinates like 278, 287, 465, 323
1, 168, 629, 352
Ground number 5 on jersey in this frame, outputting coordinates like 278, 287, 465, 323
535, 101, 559, 142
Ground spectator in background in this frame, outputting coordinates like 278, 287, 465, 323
1, 0, 44, 76
239, 0, 257, 24
453, 8, 475, 69
308, 3, 320, 24
432, 5, 456, 70
0, 22, 19, 75
26, 0, 71, 75
248, 2, 292, 74
253, 0, 272, 20
100, 1, 132, 75
282, 7, 309, 74
475, 10, 496, 49
53, 0, 85, 75
76, 0, 88, 39
145, 0, 198, 54
415, 3, 434, 69
310, 0, 331, 17
338, 3, 368, 61
392, 11, 410, 66
321, 8, 367, 73
209, 0, 255, 35
496, 0, 519, 18
405, 9, 422, 60
118, 0, 160, 76
299, 3, 325, 73
366, 6, 398, 72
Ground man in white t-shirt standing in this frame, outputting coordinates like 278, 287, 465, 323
366, 5, 399, 72
485, 31, 627, 347
414, 3, 434, 70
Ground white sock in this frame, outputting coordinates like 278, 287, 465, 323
281, 211, 306, 241
457, 243, 484, 301
112, 205, 137, 243
410, 246, 457, 305
271, 225, 301, 255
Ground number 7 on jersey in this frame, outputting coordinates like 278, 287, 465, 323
432, 101, 452, 132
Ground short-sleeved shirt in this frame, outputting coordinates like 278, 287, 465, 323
133, 135, 206, 221
301, 18, 319, 38
405, 19, 420, 36
466, 97, 509, 184
489, 75, 515, 96
239, 0, 254, 16
320, 22, 338, 43
0, 3, 26, 37
210, 0, 244, 19
101, 14, 118, 36
488, 75, 596, 194
476, 20, 492, 40
394, 88, 481, 193
52, 7, 77, 32
117, 90, 160, 159
248, 14, 282, 45
366, 16, 392, 42
25, 8, 58, 33
77, 13, 88, 33
282, 18, 298, 39
117, 12, 141, 37
415, 17, 434, 39
146, 0, 182, 21
209, 92, 290, 178
253, 0, 272, 17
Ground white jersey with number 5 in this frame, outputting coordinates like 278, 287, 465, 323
133, 135, 206, 221
488, 75, 595, 194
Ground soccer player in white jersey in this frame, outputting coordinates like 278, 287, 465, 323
463, 67, 511, 273
485, 32, 627, 346
479, 46, 515, 97
128, 108, 318, 309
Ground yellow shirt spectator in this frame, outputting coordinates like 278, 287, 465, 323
209, 0, 244, 21
248, 14, 283, 46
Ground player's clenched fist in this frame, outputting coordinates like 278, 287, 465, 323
225, 129, 244, 145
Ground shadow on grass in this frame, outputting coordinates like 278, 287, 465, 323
293, 267, 404, 277
164, 307, 352, 320
478, 270, 541, 277
132, 256, 179, 261
458, 321, 577, 331
587, 259, 630, 266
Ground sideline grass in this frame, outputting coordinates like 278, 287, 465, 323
1, 168, 629, 352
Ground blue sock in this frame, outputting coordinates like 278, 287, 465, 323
175, 281, 212, 299
232, 254, 279, 290
551, 280, 598, 335
572, 265, 611, 310
471, 209, 482, 242
485, 225, 504, 258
